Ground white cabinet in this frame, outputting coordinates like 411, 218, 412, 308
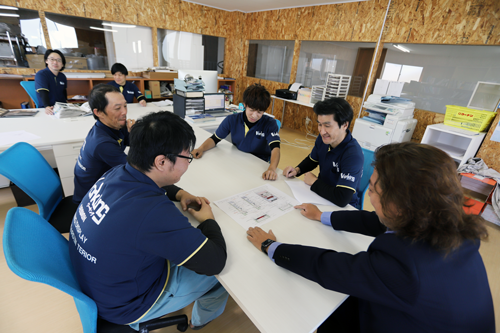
53, 141, 83, 197
420, 124, 486, 167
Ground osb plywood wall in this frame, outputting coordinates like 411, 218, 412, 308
1, 0, 499, 170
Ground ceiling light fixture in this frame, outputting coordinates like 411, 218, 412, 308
393, 44, 410, 53
0, 13, 20, 17
90, 26, 118, 32
102, 23, 136, 28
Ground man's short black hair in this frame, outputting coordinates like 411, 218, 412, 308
89, 84, 121, 120
313, 97, 354, 128
44, 49, 66, 71
127, 111, 196, 172
111, 63, 128, 76
243, 84, 271, 112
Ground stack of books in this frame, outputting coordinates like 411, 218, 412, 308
186, 114, 216, 124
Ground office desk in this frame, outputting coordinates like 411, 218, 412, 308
0, 104, 164, 193
271, 95, 314, 128
177, 126, 374, 333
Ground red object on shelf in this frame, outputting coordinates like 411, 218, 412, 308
460, 173, 496, 215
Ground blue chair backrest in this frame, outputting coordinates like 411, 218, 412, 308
0, 142, 62, 220
20, 81, 40, 108
3, 207, 98, 333
276, 119, 281, 131
358, 148, 375, 208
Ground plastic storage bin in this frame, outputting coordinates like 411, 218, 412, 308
444, 105, 497, 132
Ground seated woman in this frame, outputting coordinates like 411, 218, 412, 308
247, 141, 495, 333
35, 49, 67, 115
108, 63, 147, 106
192, 84, 281, 181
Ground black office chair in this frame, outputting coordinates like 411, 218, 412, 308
3, 207, 189, 333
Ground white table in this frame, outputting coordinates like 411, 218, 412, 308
177, 126, 374, 333
0, 103, 374, 332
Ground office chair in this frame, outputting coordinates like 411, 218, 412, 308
0, 142, 78, 233
3, 207, 189, 333
357, 148, 375, 210
20, 81, 40, 108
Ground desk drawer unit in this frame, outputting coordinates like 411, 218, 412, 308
53, 141, 83, 197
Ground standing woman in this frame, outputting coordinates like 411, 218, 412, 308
35, 49, 67, 115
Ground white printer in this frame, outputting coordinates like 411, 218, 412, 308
353, 95, 418, 151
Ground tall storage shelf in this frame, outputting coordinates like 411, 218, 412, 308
420, 123, 486, 167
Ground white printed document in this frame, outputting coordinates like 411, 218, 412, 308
285, 179, 335, 206
214, 184, 299, 229
0, 130, 40, 146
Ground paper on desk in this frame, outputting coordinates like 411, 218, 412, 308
285, 179, 335, 206
151, 100, 173, 107
289, 83, 303, 92
0, 130, 40, 146
214, 184, 299, 230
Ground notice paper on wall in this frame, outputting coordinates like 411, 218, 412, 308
490, 120, 500, 143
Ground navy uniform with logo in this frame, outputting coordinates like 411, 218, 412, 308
214, 112, 280, 161
73, 121, 128, 203
303, 130, 363, 207
69, 164, 225, 325
108, 80, 145, 104
34, 67, 67, 107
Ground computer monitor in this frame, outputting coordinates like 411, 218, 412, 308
204, 93, 226, 111
177, 69, 218, 93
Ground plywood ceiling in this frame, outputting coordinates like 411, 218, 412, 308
182, 0, 369, 13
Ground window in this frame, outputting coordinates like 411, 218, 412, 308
44, 12, 154, 71
381, 63, 423, 83
247, 40, 295, 83
377, 44, 500, 114
296, 41, 377, 97
0, 6, 45, 68
157, 29, 225, 73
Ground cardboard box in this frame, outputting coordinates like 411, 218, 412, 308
148, 81, 161, 98
144, 90, 152, 99
65, 56, 88, 70
26, 54, 45, 69
142, 71, 177, 80
297, 88, 312, 103
460, 173, 496, 215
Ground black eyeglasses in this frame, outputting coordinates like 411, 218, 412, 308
167, 153, 193, 163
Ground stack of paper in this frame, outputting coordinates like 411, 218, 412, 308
53, 102, 92, 118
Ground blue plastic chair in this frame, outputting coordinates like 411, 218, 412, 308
20, 81, 40, 108
3, 207, 189, 333
276, 119, 281, 131
0, 142, 77, 233
357, 148, 375, 210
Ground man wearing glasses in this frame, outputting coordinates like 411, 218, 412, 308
69, 111, 228, 330
35, 49, 68, 115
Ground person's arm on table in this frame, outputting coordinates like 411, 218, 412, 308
295, 203, 386, 237
283, 155, 318, 178
183, 200, 226, 275
192, 136, 217, 159
307, 176, 355, 207
132, 84, 147, 106
262, 146, 280, 180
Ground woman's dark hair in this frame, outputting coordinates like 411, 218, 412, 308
44, 49, 66, 71
88, 84, 120, 120
313, 97, 353, 128
111, 63, 128, 76
243, 84, 271, 111
127, 111, 196, 172
374, 142, 488, 253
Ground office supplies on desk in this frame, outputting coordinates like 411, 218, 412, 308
186, 114, 216, 124
276, 83, 304, 100
0, 108, 39, 118
53, 102, 92, 119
